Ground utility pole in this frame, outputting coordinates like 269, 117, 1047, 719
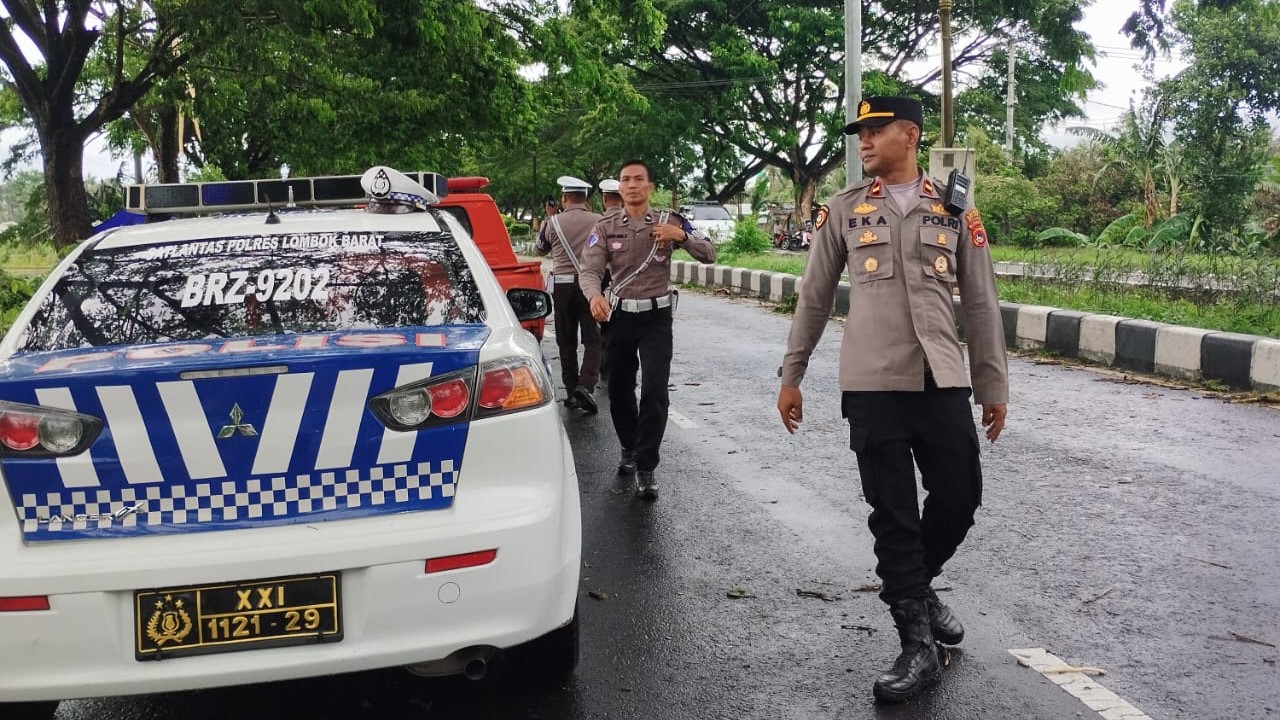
939, 0, 955, 146
845, 0, 862, 184
1005, 39, 1017, 158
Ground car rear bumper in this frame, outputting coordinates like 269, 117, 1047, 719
0, 412, 580, 703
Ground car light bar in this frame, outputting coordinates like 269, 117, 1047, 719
125, 171, 449, 215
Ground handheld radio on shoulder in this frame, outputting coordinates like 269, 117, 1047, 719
942, 168, 971, 217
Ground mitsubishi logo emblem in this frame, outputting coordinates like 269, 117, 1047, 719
217, 404, 259, 439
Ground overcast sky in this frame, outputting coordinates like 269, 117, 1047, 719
3, 2, 1184, 180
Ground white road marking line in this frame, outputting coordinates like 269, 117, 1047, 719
667, 409, 699, 429
1009, 648, 1153, 720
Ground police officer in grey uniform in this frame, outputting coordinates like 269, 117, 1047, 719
581, 159, 717, 499
776, 97, 1008, 703
535, 176, 604, 413
596, 178, 624, 381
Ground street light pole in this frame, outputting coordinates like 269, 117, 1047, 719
940, 0, 955, 146
845, 0, 862, 184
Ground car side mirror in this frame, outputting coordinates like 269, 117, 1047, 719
506, 288, 552, 322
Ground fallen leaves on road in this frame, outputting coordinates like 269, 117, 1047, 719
726, 587, 756, 599
851, 583, 882, 593
587, 590, 609, 601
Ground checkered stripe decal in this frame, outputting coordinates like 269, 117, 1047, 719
18, 461, 457, 534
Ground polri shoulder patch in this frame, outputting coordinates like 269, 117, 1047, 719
966, 209, 988, 247
814, 205, 829, 230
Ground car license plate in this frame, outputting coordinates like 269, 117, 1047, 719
135, 573, 342, 660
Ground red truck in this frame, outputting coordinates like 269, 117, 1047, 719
436, 177, 547, 339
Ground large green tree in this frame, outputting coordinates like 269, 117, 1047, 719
1157, 0, 1280, 245
585, 0, 1098, 224
0, 0, 378, 248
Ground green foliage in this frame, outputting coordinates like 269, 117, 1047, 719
720, 217, 772, 258
973, 175, 1055, 247
1096, 213, 1144, 247
0, 270, 41, 334
1035, 227, 1089, 247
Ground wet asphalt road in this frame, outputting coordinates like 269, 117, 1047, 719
55, 289, 1280, 720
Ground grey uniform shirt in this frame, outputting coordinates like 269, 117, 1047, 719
580, 207, 717, 300
534, 202, 603, 276
780, 173, 1009, 405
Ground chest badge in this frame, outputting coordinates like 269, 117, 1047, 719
864, 257, 879, 273
854, 203, 877, 214
217, 403, 259, 439
859, 231, 878, 244
932, 203, 947, 214
936, 233, 948, 246
934, 256, 949, 274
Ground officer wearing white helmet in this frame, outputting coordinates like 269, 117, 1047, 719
599, 178, 623, 215
534, 175, 604, 413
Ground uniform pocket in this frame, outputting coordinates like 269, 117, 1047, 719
847, 226, 894, 282
919, 228, 958, 283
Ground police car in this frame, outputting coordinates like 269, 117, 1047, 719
0, 167, 580, 719
679, 200, 736, 245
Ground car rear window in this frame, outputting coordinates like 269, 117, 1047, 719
17, 231, 484, 352
688, 205, 732, 221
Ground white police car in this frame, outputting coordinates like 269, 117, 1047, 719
0, 167, 580, 719
679, 200, 736, 245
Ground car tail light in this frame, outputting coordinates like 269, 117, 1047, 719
475, 357, 549, 418
369, 357, 550, 430
425, 549, 497, 574
0, 596, 50, 612
369, 367, 476, 431
0, 401, 102, 457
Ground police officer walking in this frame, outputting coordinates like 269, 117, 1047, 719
775, 97, 1008, 703
535, 176, 604, 413
581, 160, 717, 500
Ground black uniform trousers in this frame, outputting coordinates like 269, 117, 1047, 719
551, 281, 601, 392
842, 374, 983, 605
604, 305, 673, 472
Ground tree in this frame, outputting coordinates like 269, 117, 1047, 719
1158, 0, 1280, 246
599, 0, 1098, 227
0, 1, 378, 248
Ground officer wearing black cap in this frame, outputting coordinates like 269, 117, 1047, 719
776, 96, 1009, 703
534, 175, 604, 413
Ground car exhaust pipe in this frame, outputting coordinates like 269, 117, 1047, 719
463, 656, 488, 681
404, 645, 499, 679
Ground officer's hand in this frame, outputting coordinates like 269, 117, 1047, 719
777, 385, 803, 434
651, 224, 685, 248
981, 403, 1006, 442
589, 295, 612, 322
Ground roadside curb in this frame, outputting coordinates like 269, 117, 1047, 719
663, 259, 1280, 393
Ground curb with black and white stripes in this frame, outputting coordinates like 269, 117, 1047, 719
665, 260, 1280, 393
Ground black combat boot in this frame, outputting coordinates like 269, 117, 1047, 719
635, 470, 658, 500
925, 587, 964, 645
617, 450, 637, 475
872, 598, 943, 703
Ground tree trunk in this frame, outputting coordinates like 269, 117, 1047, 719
794, 175, 818, 229
42, 124, 93, 250
154, 106, 182, 184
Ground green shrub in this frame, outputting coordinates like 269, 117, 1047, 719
721, 217, 771, 257
0, 270, 40, 334
974, 175, 1056, 247
1095, 213, 1142, 247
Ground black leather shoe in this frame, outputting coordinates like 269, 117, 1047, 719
563, 392, 581, 409
617, 450, 637, 475
872, 598, 942, 703
635, 470, 658, 500
925, 588, 964, 645
572, 386, 598, 414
